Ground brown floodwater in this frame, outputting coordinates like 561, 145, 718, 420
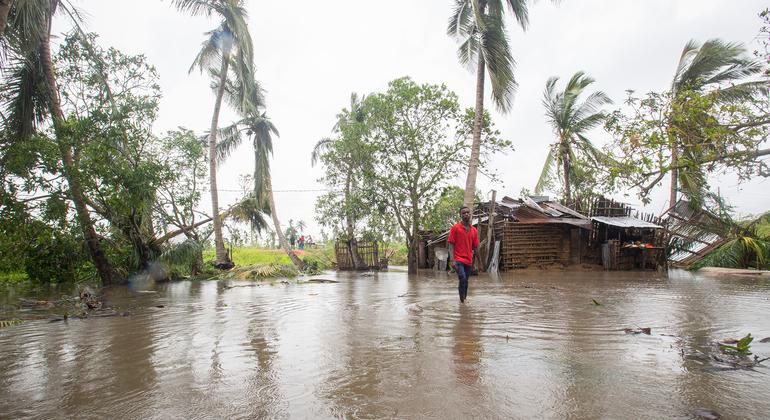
1, 268, 769, 419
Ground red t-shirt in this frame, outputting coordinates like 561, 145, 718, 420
447, 222, 479, 265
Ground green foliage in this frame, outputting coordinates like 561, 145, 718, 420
691, 212, 770, 270
387, 242, 409, 266
24, 228, 88, 283
422, 186, 466, 232
538, 71, 612, 204
448, 0, 532, 112
0, 272, 29, 284
364, 78, 510, 240
720, 333, 753, 355
604, 39, 769, 206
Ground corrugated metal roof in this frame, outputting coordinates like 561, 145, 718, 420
592, 216, 662, 229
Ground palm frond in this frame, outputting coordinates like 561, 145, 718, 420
311, 137, 333, 166
574, 133, 606, 166
170, 0, 214, 17
675, 39, 758, 93
159, 239, 203, 267
456, 33, 480, 68
503, 0, 530, 30
712, 80, 770, 102
480, 14, 516, 112
230, 193, 270, 232
534, 146, 557, 193
214, 121, 243, 162
0, 52, 48, 140
447, 0, 473, 38
0, 319, 24, 328
189, 30, 222, 74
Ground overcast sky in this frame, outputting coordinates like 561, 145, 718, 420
63, 0, 769, 238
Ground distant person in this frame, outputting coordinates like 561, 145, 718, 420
448, 206, 479, 303
298, 235, 305, 250
289, 235, 296, 249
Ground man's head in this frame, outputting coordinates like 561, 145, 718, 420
459, 206, 471, 225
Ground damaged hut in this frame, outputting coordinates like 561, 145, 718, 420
586, 197, 667, 271
425, 195, 592, 271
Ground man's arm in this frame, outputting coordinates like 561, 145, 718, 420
448, 242, 455, 269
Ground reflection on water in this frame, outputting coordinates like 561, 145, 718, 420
1, 269, 769, 419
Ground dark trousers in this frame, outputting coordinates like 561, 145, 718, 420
456, 262, 472, 301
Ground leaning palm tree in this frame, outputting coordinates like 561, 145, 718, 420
218, 111, 308, 271
448, 0, 530, 209
172, 0, 257, 268
1, 0, 115, 283
536, 71, 612, 205
666, 39, 767, 207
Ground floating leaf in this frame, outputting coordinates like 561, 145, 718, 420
0, 319, 24, 328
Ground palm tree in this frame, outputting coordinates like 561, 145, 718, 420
666, 39, 767, 207
311, 93, 370, 269
218, 111, 308, 270
1, 0, 115, 283
536, 71, 612, 205
448, 0, 530, 209
172, 0, 257, 268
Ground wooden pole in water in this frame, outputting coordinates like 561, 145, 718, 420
484, 190, 497, 272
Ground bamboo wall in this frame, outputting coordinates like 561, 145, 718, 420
497, 222, 571, 270
335, 240, 381, 270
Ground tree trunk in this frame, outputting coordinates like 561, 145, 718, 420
561, 141, 571, 205
209, 54, 232, 267
407, 236, 418, 274
344, 174, 367, 269
40, 4, 115, 284
463, 53, 486, 209
265, 173, 307, 271
0, 0, 12, 37
669, 141, 679, 208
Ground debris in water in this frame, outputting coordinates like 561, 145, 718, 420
692, 408, 721, 419
759, 337, 770, 343
155, 305, 165, 308
591, 299, 601, 306
0, 319, 24, 328
624, 327, 651, 335
307, 279, 340, 283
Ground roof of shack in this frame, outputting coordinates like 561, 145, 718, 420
591, 216, 663, 229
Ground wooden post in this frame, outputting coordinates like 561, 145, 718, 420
484, 190, 497, 271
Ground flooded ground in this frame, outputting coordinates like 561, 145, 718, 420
1, 268, 769, 419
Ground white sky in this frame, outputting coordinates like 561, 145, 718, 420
61, 0, 769, 238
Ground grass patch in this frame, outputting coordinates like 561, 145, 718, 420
0, 272, 28, 285
203, 246, 336, 272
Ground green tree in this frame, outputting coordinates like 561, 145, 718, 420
605, 39, 769, 208
536, 71, 612, 206
312, 93, 376, 269
448, 0, 531, 209
172, 0, 258, 268
1, 0, 116, 283
422, 186, 466, 232
362, 78, 510, 273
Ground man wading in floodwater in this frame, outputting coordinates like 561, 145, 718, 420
448, 206, 479, 303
